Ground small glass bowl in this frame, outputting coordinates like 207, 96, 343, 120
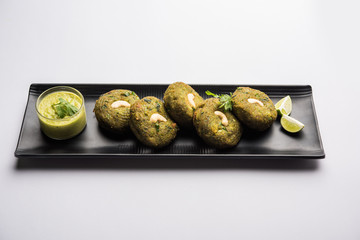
36, 86, 87, 140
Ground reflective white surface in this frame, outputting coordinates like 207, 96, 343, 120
1, 0, 360, 239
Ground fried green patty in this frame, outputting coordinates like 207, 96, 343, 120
164, 82, 204, 128
130, 96, 179, 148
93, 89, 140, 133
193, 98, 242, 149
231, 87, 277, 131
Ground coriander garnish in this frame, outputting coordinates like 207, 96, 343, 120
205, 90, 233, 111
52, 98, 79, 118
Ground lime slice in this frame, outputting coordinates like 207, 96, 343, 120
275, 95, 292, 116
280, 115, 304, 133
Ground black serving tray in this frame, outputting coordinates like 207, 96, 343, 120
14, 84, 325, 159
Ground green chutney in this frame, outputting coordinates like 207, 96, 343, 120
36, 87, 87, 140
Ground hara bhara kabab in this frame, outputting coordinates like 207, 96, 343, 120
193, 98, 242, 149
163, 82, 204, 128
129, 96, 179, 148
93, 89, 139, 133
231, 87, 277, 131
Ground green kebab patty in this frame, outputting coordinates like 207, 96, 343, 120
163, 82, 204, 128
93, 89, 140, 133
129, 96, 179, 148
231, 87, 277, 131
193, 98, 242, 149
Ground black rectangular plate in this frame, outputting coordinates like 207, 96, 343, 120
15, 84, 325, 159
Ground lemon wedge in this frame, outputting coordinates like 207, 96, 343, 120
280, 115, 304, 133
275, 95, 292, 116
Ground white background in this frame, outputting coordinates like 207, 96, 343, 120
1, 0, 360, 239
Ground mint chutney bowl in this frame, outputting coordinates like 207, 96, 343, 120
36, 86, 87, 140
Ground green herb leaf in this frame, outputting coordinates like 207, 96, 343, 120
52, 98, 79, 118
206, 90, 233, 111
205, 90, 219, 98
144, 98, 152, 103
124, 91, 134, 97
220, 124, 228, 132
53, 104, 66, 118
155, 123, 160, 132
156, 103, 161, 111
